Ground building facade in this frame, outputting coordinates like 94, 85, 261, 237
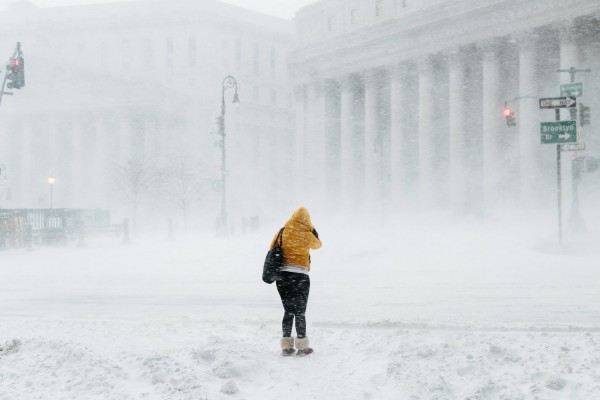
0, 0, 293, 228
290, 0, 600, 216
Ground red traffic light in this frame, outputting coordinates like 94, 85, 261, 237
8, 58, 20, 71
6, 56, 25, 89
503, 102, 516, 127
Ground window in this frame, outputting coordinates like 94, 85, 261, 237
395, 0, 408, 13
235, 39, 242, 71
143, 39, 153, 69
166, 38, 174, 68
327, 15, 336, 32
270, 47, 277, 79
99, 42, 107, 67
188, 36, 197, 67
350, 8, 358, 24
270, 89, 278, 106
376, 0, 384, 17
253, 43, 260, 76
121, 39, 130, 72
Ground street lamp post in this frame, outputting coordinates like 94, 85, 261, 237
217, 75, 239, 233
48, 175, 55, 209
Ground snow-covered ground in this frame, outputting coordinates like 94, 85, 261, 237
1, 211, 600, 399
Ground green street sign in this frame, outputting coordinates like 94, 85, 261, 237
540, 121, 577, 144
560, 82, 583, 97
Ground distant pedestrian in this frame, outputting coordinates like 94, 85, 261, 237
270, 207, 321, 356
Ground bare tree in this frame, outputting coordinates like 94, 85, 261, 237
158, 154, 209, 231
112, 155, 155, 233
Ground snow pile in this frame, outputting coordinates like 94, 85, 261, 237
1, 324, 599, 399
1, 214, 600, 399
0, 338, 131, 399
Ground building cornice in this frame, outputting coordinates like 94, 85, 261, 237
289, 0, 600, 82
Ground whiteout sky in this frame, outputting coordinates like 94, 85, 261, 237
1, 1, 600, 399
18, 0, 318, 19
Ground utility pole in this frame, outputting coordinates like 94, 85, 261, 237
558, 67, 591, 234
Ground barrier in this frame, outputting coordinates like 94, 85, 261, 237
0, 209, 128, 249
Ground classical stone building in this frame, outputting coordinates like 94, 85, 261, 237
290, 0, 600, 216
0, 0, 293, 227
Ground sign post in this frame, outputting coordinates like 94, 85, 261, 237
538, 101, 578, 246
555, 109, 562, 246
558, 68, 591, 235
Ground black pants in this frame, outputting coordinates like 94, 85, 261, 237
276, 271, 310, 338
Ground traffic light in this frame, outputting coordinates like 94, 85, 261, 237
16, 56, 25, 88
584, 157, 598, 173
579, 103, 590, 126
6, 58, 17, 89
503, 102, 516, 127
6, 56, 24, 90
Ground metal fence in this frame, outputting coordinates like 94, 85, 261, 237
0, 209, 128, 250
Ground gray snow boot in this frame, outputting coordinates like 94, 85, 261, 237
295, 337, 313, 356
280, 337, 296, 356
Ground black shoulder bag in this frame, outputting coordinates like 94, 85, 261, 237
262, 228, 284, 284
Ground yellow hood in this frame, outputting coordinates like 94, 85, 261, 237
288, 207, 314, 229
270, 207, 321, 271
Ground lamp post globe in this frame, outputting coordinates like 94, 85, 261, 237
48, 176, 55, 209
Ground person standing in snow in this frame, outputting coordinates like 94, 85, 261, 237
270, 207, 321, 356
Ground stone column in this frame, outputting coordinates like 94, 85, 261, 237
58, 116, 75, 208
447, 50, 467, 210
306, 81, 327, 203
339, 76, 355, 206
30, 116, 51, 208
324, 79, 341, 207
480, 40, 503, 211
363, 69, 380, 204
87, 117, 98, 209
517, 33, 540, 207
294, 85, 307, 196
417, 56, 435, 204
559, 23, 581, 104
48, 117, 60, 189
96, 112, 112, 208
119, 110, 132, 166
0, 119, 9, 208
71, 115, 87, 207
12, 119, 25, 206
389, 63, 410, 206
20, 118, 34, 207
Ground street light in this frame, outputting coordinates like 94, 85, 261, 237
48, 175, 55, 209
217, 75, 239, 233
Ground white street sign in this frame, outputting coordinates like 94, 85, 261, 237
561, 143, 585, 152
539, 96, 577, 109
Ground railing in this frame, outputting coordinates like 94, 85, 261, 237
0, 209, 129, 250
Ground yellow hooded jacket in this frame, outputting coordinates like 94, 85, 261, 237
270, 207, 322, 271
